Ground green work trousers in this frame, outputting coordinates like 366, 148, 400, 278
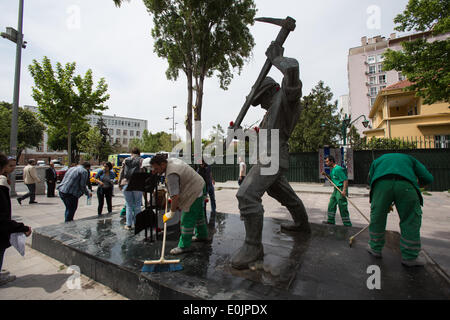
327, 189, 352, 226
369, 179, 422, 260
178, 195, 208, 249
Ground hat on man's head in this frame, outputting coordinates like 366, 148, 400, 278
251, 77, 279, 106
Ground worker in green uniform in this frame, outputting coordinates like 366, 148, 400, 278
321, 155, 352, 226
150, 154, 208, 255
367, 153, 433, 267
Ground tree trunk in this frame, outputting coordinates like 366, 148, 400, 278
194, 74, 205, 122
186, 71, 193, 148
67, 119, 72, 165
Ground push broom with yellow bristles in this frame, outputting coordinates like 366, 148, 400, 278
141, 192, 183, 272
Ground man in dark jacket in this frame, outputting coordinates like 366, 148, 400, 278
45, 162, 57, 197
0, 154, 32, 286
367, 153, 434, 267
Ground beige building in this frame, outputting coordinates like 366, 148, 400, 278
363, 80, 450, 148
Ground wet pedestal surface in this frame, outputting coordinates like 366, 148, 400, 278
32, 212, 450, 300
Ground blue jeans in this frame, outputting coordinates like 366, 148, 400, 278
60, 192, 79, 222
122, 185, 143, 227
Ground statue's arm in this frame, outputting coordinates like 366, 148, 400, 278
265, 41, 300, 88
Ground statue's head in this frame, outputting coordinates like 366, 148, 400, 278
251, 77, 279, 109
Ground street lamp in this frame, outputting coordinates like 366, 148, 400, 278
340, 113, 370, 146
1, 0, 25, 197
165, 105, 177, 149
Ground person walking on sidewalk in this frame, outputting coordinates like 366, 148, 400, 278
367, 153, 433, 267
197, 159, 216, 214
0, 153, 32, 286
45, 162, 57, 197
95, 162, 116, 216
17, 159, 41, 205
57, 162, 92, 222
238, 157, 246, 186
150, 154, 208, 255
321, 155, 352, 227
119, 148, 143, 230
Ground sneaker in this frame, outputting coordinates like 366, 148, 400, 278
0, 275, 16, 286
0, 270, 10, 277
124, 225, 132, 230
367, 245, 382, 258
29, 201, 38, 204
170, 246, 194, 255
192, 236, 211, 243
401, 256, 426, 267
17, 198, 22, 205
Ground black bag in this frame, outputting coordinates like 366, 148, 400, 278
123, 157, 141, 181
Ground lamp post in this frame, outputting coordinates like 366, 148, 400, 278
165, 105, 177, 149
1, 0, 26, 197
341, 113, 370, 147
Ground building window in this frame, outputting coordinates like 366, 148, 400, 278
398, 72, 406, 81
130, 130, 134, 137
377, 54, 384, 62
116, 129, 121, 135
435, 135, 450, 149
369, 76, 377, 85
109, 129, 114, 135
115, 138, 120, 144
367, 55, 376, 64
123, 138, 128, 144
377, 63, 383, 73
370, 97, 377, 106
369, 65, 376, 74
136, 131, 140, 137
370, 87, 378, 96
123, 130, 127, 136
379, 75, 386, 84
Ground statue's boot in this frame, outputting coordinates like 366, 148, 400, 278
231, 214, 264, 270
281, 204, 311, 233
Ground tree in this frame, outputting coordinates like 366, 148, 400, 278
289, 81, 341, 152
113, 0, 256, 143
78, 126, 104, 164
129, 130, 177, 153
383, 0, 450, 104
96, 117, 114, 163
0, 101, 45, 160
46, 121, 91, 164
28, 56, 110, 163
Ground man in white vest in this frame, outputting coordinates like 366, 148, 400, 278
150, 154, 207, 255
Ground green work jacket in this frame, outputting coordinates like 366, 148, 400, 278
368, 153, 434, 205
330, 165, 347, 189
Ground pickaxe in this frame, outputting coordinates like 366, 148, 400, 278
226, 16, 296, 147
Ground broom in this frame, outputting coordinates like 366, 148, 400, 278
141, 192, 183, 272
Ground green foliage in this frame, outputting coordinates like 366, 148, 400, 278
0, 101, 45, 159
46, 121, 90, 163
353, 137, 418, 150
383, 0, 450, 104
28, 56, 110, 162
78, 126, 104, 164
289, 81, 341, 152
129, 130, 177, 153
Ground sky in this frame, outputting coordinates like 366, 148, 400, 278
0, 0, 410, 140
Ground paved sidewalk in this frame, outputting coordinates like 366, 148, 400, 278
0, 185, 127, 300
1, 181, 449, 299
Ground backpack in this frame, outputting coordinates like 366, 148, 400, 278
123, 157, 141, 181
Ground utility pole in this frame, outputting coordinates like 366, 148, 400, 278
1, 0, 26, 197
165, 105, 177, 150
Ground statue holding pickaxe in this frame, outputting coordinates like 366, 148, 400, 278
229, 16, 310, 270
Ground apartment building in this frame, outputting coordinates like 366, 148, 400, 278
87, 114, 148, 149
347, 31, 449, 134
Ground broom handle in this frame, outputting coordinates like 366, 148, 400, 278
160, 192, 169, 261
324, 174, 370, 223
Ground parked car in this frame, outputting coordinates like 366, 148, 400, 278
56, 166, 69, 182
36, 160, 46, 166
15, 168, 23, 181
50, 159, 62, 166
